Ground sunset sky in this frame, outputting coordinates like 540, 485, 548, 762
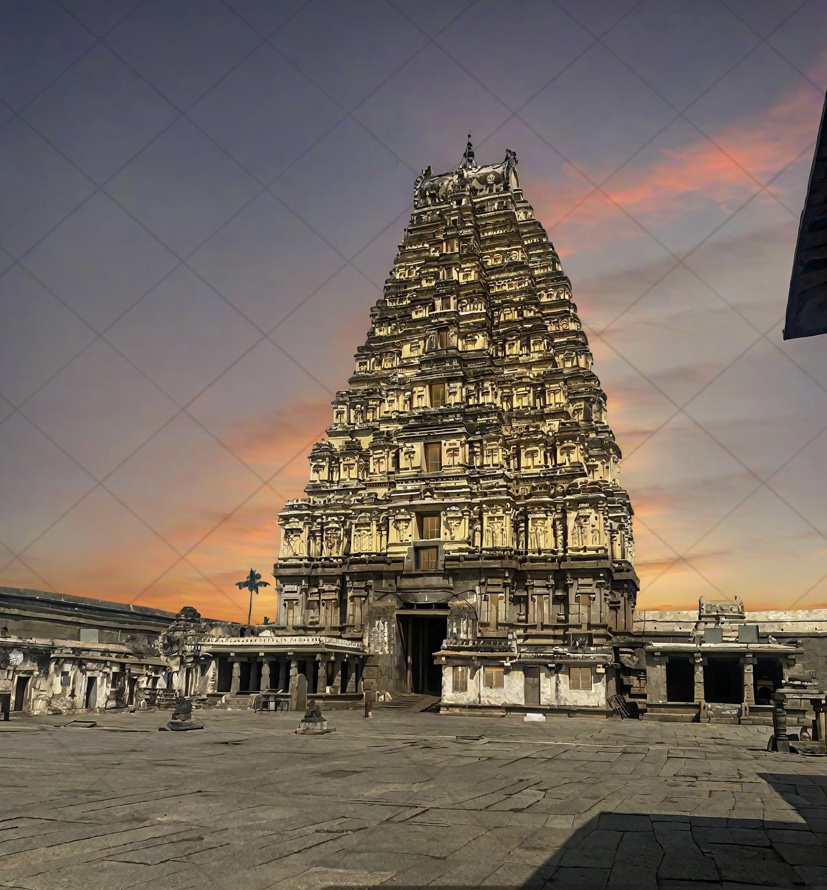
1, 0, 826, 623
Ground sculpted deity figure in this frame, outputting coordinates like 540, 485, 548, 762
471, 518, 482, 549
530, 517, 547, 551
392, 515, 412, 542
309, 530, 321, 558
378, 515, 388, 550
283, 528, 302, 556
446, 515, 462, 541
324, 526, 343, 556
590, 520, 601, 547
355, 526, 371, 552
516, 519, 526, 552
572, 516, 587, 549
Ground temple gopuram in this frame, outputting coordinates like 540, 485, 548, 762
273, 141, 639, 714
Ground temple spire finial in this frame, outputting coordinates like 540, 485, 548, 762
461, 133, 475, 169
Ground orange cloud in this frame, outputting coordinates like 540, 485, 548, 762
221, 398, 333, 484
534, 72, 822, 260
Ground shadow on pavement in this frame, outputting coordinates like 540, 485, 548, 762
508, 772, 827, 889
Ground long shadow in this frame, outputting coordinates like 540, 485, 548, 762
513, 772, 827, 890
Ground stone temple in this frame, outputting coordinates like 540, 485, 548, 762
274, 141, 639, 713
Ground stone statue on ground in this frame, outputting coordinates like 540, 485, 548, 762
162, 697, 203, 732
296, 699, 335, 735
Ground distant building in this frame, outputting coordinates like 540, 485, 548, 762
274, 142, 638, 714
617, 597, 827, 725
0, 586, 173, 716
2, 586, 825, 726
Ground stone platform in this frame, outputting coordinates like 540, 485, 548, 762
1, 711, 826, 888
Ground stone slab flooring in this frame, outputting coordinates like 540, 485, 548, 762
1, 710, 826, 889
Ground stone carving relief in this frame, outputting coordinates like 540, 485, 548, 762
529, 515, 548, 551
281, 526, 305, 557
391, 513, 413, 543
323, 525, 344, 557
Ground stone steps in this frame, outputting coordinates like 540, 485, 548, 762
377, 694, 441, 712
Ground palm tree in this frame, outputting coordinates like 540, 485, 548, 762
235, 569, 270, 628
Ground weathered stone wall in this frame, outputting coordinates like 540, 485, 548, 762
0, 586, 175, 642
781, 634, 827, 690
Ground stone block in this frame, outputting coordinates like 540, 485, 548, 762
713, 851, 799, 886
546, 866, 611, 888
658, 853, 719, 882
774, 842, 827, 866
597, 813, 651, 831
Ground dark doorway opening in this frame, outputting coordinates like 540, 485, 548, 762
238, 661, 252, 693
13, 676, 29, 712
524, 666, 541, 707
755, 658, 783, 705
216, 657, 232, 692
84, 676, 97, 710
249, 661, 261, 693
666, 658, 694, 702
704, 658, 743, 704
127, 676, 138, 706
399, 609, 448, 695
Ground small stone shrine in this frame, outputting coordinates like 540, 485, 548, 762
296, 700, 334, 735
162, 698, 203, 732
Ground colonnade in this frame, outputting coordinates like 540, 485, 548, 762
225, 653, 363, 696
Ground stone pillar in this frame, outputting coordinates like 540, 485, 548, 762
316, 657, 327, 695
332, 657, 343, 694
743, 656, 755, 708
261, 659, 271, 692
230, 660, 241, 695
693, 654, 704, 704
346, 658, 357, 693
289, 659, 298, 687
648, 654, 666, 704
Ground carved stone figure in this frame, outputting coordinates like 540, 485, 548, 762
572, 516, 587, 548
282, 528, 301, 556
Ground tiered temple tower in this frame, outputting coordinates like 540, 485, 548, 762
275, 142, 638, 706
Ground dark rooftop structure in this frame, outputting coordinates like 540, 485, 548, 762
784, 88, 827, 340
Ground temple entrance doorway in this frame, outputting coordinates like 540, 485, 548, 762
704, 658, 743, 704
398, 606, 448, 695
666, 658, 694, 702
524, 666, 541, 707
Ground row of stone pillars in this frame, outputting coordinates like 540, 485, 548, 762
229, 655, 363, 696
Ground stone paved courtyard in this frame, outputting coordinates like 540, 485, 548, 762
2, 709, 827, 889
